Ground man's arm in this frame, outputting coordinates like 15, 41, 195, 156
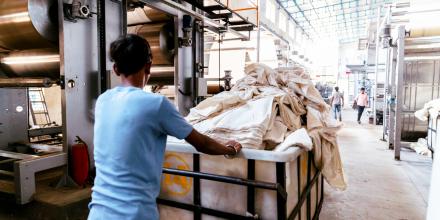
185, 129, 241, 156
158, 96, 241, 156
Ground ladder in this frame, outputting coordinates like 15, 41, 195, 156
28, 88, 52, 126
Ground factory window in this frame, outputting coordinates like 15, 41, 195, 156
265, 0, 276, 23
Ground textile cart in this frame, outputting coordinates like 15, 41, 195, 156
428, 115, 440, 159
158, 139, 324, 220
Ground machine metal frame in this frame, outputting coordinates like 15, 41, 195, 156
385, 25, 440, 160
428, 115, 439, 159
392, 25, 406, 160
157, 151, 324, 220
0, 87, 67, 204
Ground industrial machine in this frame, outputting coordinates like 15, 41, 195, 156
0, 0, 255, 205
381, 1, 440, 160
0, 0, 131, 203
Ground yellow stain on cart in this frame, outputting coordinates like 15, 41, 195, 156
161, 153, 192, 196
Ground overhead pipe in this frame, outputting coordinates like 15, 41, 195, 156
0, 78, 55, 88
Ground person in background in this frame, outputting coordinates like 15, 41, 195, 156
330, 86, 344, 121
88, 34, 242, 220
355, 87, 369, 124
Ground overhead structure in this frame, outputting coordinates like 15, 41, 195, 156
279, 0, 394, 42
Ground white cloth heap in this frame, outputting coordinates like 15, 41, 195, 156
186, 63, 347, 190
414, 98, 440, 121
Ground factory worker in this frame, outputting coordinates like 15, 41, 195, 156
88, 34, 242, 220
330, 86, 344, 121
355, 87, 369, 124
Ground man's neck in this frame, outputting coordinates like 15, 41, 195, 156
120, 72, 145, 88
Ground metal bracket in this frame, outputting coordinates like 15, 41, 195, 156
14, 152, 67, 204
63, 1, 92, 22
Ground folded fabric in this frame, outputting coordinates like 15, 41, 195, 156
264, 116, 288, 149
186, 90, 251, 124
193, 96, 275, 149
273, 128, 312, 152
186, 63, 346, 190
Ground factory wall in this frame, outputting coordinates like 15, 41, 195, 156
43, 86, 62, 126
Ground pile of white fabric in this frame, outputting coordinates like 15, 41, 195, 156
409, 138, 432, 157
186, 63, 347, 190
415, 98, 440, 122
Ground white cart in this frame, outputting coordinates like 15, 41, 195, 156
158, 139, 324, 220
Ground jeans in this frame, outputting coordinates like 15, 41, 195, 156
333, 104, 341, 120
357, 106, 365, 122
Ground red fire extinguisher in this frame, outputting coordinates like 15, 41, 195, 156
70, 136, 90, 187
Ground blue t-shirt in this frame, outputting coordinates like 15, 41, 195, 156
88, 86, 193, 220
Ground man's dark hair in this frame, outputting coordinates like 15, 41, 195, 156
360, 87, 365, 91
335, 86, 339, 91
110, 34, 152, 76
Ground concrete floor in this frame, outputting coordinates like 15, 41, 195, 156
321, 109, 432, 220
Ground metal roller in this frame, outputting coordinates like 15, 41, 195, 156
207, 85, 225, 94
0, 77, 55, 88
128, 22, 175, 66
127, 6, 171, 25
148, 66, 174, 85
0, 0, 58, 50
0, 49, 60, 79
408, 0, 440, 38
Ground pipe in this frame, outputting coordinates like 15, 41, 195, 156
127, 6, 171, 25
373, 7, 381, 125
0, 77, 55, 88
147, 66, 174, 85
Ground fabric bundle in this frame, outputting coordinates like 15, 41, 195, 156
414, 98, 440, 121
186, 63, 347, 190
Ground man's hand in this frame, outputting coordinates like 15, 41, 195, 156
225, 140, 242, 156
185, 129, 242, 156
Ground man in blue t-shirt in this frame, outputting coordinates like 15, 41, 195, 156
88, 34, 242, 220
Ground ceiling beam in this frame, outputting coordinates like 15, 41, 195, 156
289, 0, 318, 36
294, 9, 382, 23
276, 0, 312, 39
